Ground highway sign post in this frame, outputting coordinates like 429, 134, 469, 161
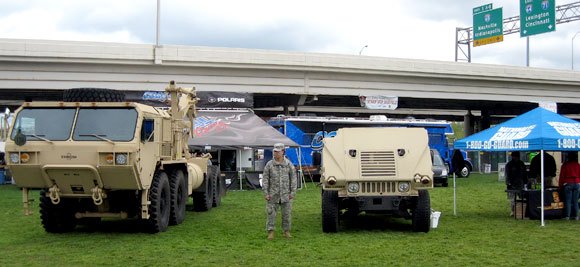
473, 4, 503, 47
520, 0, 555, 37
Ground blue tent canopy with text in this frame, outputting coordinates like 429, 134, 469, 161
454, 107, 580, 152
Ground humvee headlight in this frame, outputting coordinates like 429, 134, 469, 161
398, 182, 410, 192
347, 182, 359, 193
105, 154, 114, 164
115, 154, 128, 165
10, 153, 20, 164
20, 153, 30, 163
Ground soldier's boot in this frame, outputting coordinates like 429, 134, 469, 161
267, 230, 275, 240
283, 231, 292, 238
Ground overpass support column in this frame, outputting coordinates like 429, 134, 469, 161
481, 109, 490, 130
464, 110, 473, 136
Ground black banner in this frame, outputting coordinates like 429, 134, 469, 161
197, 91, 253, 109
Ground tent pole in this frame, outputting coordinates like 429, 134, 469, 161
239, 149, 243, 191
541, 150, 545, 227
453, 172, 457, 216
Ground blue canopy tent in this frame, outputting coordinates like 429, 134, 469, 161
454, 107, 580, 226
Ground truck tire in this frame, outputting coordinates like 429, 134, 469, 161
146, 171, 171, 233
62, 88, 126, 102
322, 190, 339, 233
412, 190, 431, 233
460, 165, 471, 178
210, 166, 222, 207
193, 174, 214, 212
169, 169, 187, 226
39, 190, 77, 233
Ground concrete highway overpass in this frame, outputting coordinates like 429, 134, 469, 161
1, 38, 580, 127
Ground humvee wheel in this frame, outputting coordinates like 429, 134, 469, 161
412, 190, 431, 233
169, 169, 187, 225
193, 173, 214, 211
210, 166, 222, 207
62, 88, 126, 102
322, 190, 339, 233
39, 190, 77, 233
146, 171, 171, 233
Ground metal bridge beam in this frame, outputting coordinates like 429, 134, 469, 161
455, 1, 580, 62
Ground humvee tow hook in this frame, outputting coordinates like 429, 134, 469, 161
49, 185, 61, 205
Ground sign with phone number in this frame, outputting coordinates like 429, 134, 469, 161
557, 139, 580, 149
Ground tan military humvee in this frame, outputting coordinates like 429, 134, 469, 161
4, 81, 222, 233
321, 127, 433, 233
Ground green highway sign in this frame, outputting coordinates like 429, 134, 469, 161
520, 0, 555, 37
473, 4, 503, 47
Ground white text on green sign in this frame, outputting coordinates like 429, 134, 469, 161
473, 3, 493, 15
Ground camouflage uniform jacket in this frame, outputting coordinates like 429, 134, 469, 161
262, 157, 297, 203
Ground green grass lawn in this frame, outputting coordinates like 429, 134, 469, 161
0, 173, 579, 266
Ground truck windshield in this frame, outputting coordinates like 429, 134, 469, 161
73, 108, 138, 142
11, 108, 76, 141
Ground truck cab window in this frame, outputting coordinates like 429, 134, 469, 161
141, 119, 154, 142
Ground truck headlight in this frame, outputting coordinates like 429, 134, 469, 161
347, 182, 359, 193
10, 153, 20, 164
398, 182, 410, 192
115, 153, 128, 165
105, 154, 114, 164
20, 153, 30, 163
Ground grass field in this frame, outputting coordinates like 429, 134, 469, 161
0, 173, 579, 266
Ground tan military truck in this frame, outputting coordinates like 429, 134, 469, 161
321, 127, 433, 233
4, 81, 222, 233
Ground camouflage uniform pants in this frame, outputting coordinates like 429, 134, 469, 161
266, 201, 292, 231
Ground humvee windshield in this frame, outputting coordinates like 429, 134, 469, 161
11, 108, 76, 141
73, 108, 137, 141
11, 107, 138, 142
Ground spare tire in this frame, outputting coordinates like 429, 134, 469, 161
63, 88, 125, 102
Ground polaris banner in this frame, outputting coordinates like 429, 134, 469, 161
197, 91, 253, 109
359, 95, 398, 110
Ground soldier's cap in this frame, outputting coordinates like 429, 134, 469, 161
273, 143, 285, 152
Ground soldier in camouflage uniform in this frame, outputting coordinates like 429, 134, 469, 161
262, 143, 297, 240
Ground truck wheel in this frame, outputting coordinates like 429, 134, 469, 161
169, 169, 187, 225
322, 190, 339, 233
412, 190, 431, 233
62, 88, 126, 102
193, 174, 214, 212
210, 166, 222, 207
39, 190, 77, 233
146, 171, 171, 233
460, 166, 471, 178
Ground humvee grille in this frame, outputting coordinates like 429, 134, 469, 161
360, 151, 396, 177
361, 181, 397, 193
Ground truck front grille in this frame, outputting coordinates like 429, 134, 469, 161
361, 181, 397, 193
360, 151, 396, 177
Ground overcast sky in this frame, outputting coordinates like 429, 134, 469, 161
1, 0, 579, 70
